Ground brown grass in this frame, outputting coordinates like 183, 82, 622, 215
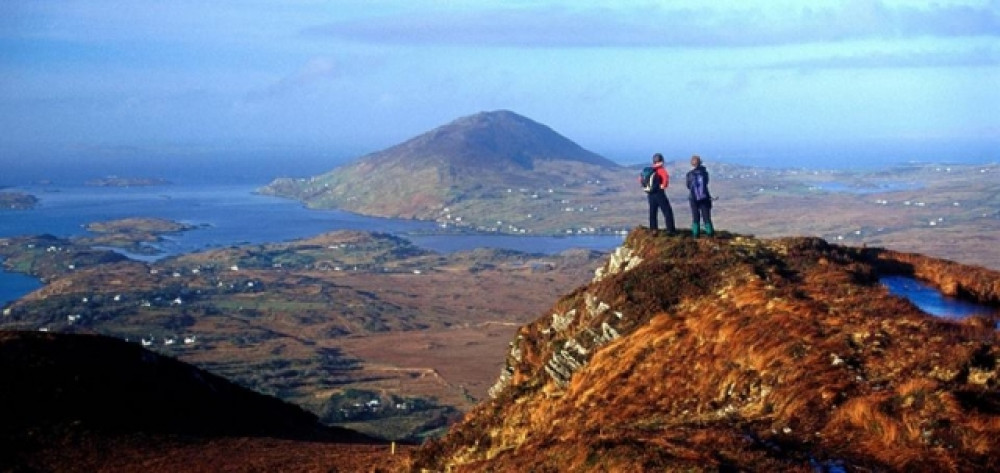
414, 229, 1000, 472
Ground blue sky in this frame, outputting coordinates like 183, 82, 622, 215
1, 0, 998, 167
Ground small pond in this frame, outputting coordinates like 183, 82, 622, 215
880, 275, 1000, 321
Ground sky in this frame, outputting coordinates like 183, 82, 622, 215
1, 0, 998, 168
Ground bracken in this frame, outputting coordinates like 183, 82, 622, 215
412, 227, 1000, 472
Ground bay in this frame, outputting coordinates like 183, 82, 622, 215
0, 263, 43, 307
0, 183, 624, 306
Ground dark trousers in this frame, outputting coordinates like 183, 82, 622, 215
690, 199, 713, 227
647, 191, 675, 231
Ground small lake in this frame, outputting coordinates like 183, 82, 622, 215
881, 275, 1000, 320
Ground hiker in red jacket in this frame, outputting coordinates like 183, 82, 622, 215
641, 153, 676, 232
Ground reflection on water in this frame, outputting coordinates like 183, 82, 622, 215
880, 275, 1000, 320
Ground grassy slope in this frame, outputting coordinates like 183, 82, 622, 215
414, 228, 1000, 472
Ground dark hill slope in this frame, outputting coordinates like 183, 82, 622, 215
261, 110, 619, 221
0, 331, 374, 470
413, 229, 1000, 472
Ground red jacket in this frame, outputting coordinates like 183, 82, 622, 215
638, 162, 670, 190
653, 162, 669, 189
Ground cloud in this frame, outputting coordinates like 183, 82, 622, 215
243, 57, 341, 102
684, 72, 753, 97
304, 1, 1000, 48
766, 46, 1000, 70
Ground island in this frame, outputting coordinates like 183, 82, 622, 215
0, 191, 39, 210
81, 217, 198, 255
85, 176, 171, 187
0, 218, 198, 282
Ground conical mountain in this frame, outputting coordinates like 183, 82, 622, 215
262, 110, 619, 221
413, 229, 1000, 472
370, 110, 616, 170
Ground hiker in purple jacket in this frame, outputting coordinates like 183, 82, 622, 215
686, 155, 713, 237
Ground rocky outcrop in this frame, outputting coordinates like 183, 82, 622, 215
414, 228, 1000, 472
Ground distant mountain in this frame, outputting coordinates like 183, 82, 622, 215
261, 110, 620, 224
370, 110, 616, 171
413, 229, 1000, 471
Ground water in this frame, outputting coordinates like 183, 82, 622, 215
0, 263, 43, 307
1, 179, 624, 306
8, 181, 998, 320
2, 184, 436, 252
881, 275, 1000, 320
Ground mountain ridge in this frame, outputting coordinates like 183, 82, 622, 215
413, 228, 1000, 471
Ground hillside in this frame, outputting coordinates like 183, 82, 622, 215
260, 110, 621, 226
0, 331, 395, 471
0, 230, 606, 441
412, 228, 1000, 472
